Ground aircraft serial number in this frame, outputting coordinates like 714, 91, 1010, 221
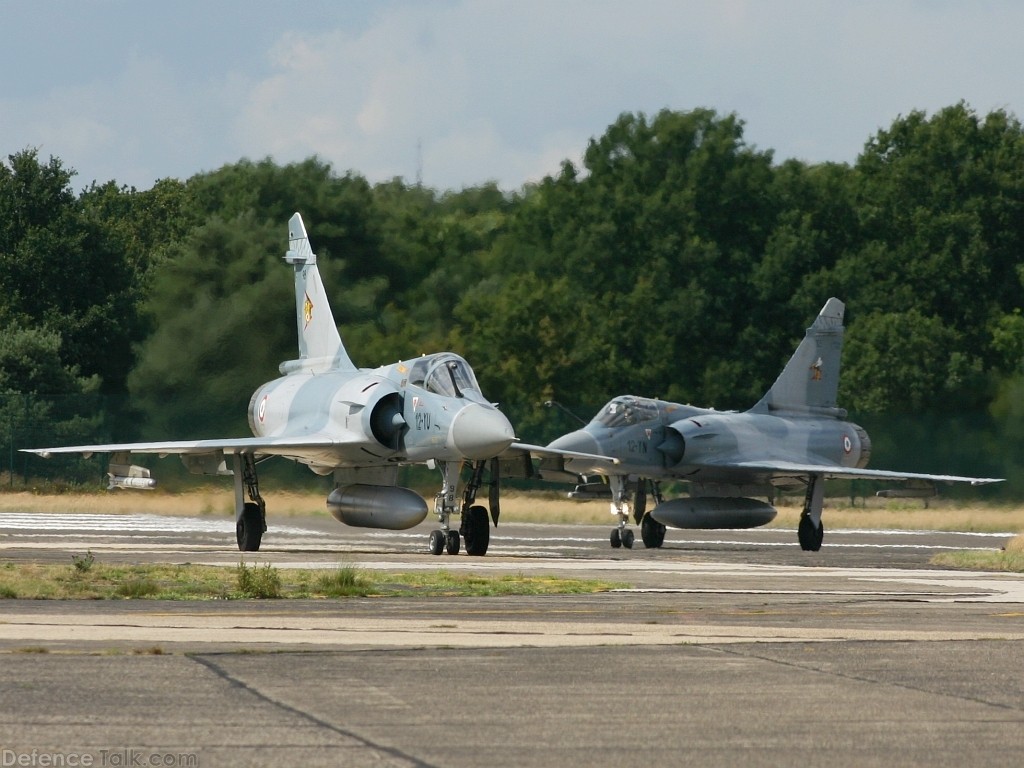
626, 440, 648, 454
415, 412, 432, 430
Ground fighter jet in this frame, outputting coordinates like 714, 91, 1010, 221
545, 298, 1002, 551
24, 213, 604, 556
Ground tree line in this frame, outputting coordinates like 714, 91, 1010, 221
3, 103, 1024, 492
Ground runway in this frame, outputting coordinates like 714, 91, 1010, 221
2, 509, 1023, 766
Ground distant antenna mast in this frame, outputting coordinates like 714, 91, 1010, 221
415, 138, 423, 187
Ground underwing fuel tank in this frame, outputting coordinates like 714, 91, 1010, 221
651, 497, 777, 529
327, 484, 428, 530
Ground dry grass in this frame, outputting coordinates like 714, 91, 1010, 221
0, 489, 324, 517
499, 493, 1024, 533
1, 489, 1022, 533
767, 498, 1024, 534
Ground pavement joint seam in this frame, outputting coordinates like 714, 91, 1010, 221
712, 642, 1024, 715
188, 652, 435, 767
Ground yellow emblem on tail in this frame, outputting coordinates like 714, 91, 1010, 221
303, 292, 314, 327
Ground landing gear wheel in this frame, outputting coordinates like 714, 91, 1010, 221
610, 528, 622, 548
236, 502, 264, 552
798, 514, 824, 552
640, 514, 666, 548
428, 529, 445, 556
620, 528, 635, 549
445, 530, 461, 555
463, 505, 490, 556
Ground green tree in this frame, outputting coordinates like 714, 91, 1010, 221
127, 215, 294, 438
0, 325, 102, 480
835, 104, 1024, 412
840, 308, 981, 415
455, 109, 782, 418
0, 150, 145, 395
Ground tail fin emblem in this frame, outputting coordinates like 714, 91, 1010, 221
810, 357, 823, 381
303, 293, 314, 328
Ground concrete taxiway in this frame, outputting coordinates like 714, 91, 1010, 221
1, 510, 1023, 766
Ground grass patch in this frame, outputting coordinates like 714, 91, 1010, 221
132, 646, 165, 655
315, 564, 372, 597
931, 550, 1024, 573
236, 561, 283, 599
0, 559, 623, 600
71, 550, 95, 573
383, 569, 615, 597
931, 533, 1024, 572
116, 578, 161, 598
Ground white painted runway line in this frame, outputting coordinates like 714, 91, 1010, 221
1, 512, 1012, 561
0, 512, 320, 536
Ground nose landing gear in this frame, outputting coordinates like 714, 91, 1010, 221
429, 460, 496, 556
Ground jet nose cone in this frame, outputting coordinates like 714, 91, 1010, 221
546, 429, 602, 457
448, 404, 516, 460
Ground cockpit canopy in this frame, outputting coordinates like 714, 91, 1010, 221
408, 353, 485, 401
594, 396, 660, 427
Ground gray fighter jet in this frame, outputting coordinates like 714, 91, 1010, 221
545, 298, 1002, 551
24, 213, 604, 556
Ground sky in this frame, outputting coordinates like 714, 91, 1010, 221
2, 0, 1023, 193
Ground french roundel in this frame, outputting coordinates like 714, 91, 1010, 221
843, 435, 852, 453
258, 395, 268, 423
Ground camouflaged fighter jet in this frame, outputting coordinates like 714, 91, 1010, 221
24, 213, 607, 556
544, 298, 1002, 551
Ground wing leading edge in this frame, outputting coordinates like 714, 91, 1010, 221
23, 435, 362, 460
711, 458, 1002, 486
507, 441, 620, 464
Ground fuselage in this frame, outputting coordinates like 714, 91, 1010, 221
550, 395, 872, 485
248, 352, 515, 472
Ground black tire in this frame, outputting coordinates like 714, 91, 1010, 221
813, 520, 825, 551
621, 528, 635, 549
445, 530, 461, 556
798, 514, 812, 550
236, 502, 263, 552
798, 514, 824, 552
429, 529, 445, 555
463, 505, 490, 556
641, 514, 666, 548
610, 528, 622, 549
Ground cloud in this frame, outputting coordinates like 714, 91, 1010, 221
4, 0, 1024, 192
0, 48, 246, 188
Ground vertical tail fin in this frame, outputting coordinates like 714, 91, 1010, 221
282, 213, 356, 372
750, 298, 845, 416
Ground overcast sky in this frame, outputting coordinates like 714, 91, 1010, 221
2, 0, 1022, 192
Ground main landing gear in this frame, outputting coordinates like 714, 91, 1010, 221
609, 477, 666, 550
797, 474, 825, 551
234, 453, 267, 552
429, 459, 498, 556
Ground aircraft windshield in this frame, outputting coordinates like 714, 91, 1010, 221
595, 397, 659, 427
410, 354, 484, 400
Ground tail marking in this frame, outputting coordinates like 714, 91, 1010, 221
280, 213, 356, 374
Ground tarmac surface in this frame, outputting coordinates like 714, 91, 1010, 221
1, 509, 1023, 766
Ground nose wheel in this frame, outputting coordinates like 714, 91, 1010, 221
427, 527, 464, 555
428, 529, 445, 555
608, 475, 635, 550
610, 527, 634, 549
